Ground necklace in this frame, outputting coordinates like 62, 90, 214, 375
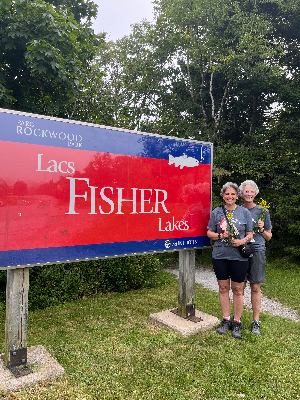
225, 205, 237, 213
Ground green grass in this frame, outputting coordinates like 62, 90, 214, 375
0, 253, 299, 400
262, 253, 300, 314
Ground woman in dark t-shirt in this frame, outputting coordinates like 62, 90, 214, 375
207, 182, 253, 339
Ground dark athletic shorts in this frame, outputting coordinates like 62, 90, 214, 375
212, 258, 249, 283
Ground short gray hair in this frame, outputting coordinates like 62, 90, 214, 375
220, 182, 240, 197
239, 180, 259, 195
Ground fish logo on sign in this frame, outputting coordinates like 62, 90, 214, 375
168, 153, 199, 169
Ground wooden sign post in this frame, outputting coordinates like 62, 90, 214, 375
5, 267, 29, 369
178, 249, 196, 319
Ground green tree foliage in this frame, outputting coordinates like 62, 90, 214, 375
100, 0, 284, 139
98, 0, 300, 252
94, 21, 166, 131
45, 0, 98, 23
0, 0, 103, 118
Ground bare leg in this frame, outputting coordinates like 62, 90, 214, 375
218, 279, 231, 317
250, 283, 261, 321
231, 281, 244, 321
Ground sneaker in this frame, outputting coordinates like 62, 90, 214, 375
216, 319, 232, 335
251, 320, 261, 336
232, 321, 242, 339
232, 315, 243, 328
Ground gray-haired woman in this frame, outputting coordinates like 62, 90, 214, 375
240, 180, 272, 336
207, 182, 253, 339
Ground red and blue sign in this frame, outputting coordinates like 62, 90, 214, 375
0, 109, 212, 268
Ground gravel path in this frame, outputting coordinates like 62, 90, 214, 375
165, 266, 300, 322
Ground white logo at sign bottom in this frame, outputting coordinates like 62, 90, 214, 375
164, 239, 190, 249
165, 240, 171, 249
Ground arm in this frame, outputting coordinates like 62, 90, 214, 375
207, 229, 229, 241
231, 231, 253, 247
207, 208, 230, 241
257, 219, 272, 241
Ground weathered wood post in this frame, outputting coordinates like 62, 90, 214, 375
178, 249, 195, 318
5, 267, 29, 369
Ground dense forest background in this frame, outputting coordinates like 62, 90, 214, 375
0, 0, 299, 255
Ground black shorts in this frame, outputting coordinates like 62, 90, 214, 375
212, 258, 249, 283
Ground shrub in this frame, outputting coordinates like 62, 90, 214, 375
0, 254, 162, 310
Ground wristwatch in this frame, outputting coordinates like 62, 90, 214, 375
260, 228, 265, 233
218, 233, 221, 239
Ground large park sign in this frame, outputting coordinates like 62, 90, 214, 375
0, 108, 213, 372
0, 108, 212, 269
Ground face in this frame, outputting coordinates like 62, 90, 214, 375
222, 187, 238, 205
241, 185, 256, 203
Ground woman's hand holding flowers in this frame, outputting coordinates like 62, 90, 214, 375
253, 198, 270, 233
222, 231, 230, 240
231, 238, 244, 247
257, 220, 264, 230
